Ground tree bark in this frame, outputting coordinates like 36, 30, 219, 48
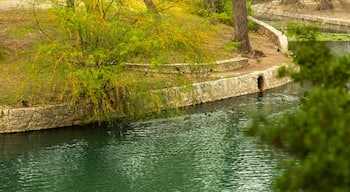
208, 0, 217, 13
280, 0, 300, 4
338, 0, 350, 10
66, 0, 74, 9
233, 0, 252, 54
317, 0, 333, 10
207, 0, 225, 13
143, 0, 161, 20
144, 0, 157, 11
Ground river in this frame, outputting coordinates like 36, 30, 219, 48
0, 82, 309, 192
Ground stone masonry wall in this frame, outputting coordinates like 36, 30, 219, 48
162, 65, 292, 108
0, 18, 292, 133
249, 16, 289, 54
125, 58, 249, 74
0, 104, 91, 133
0, 65, 292, 133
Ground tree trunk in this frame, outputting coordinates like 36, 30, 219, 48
208, 0, 217, 13
338, 0, 350, 9
66, 0, 74, 8
144, 0, 157, 11
317, 0, 333, 10
207, 0, 225, 13
233, 0, 252, 54
280, 0, 299, 4
143, 0, 161, 20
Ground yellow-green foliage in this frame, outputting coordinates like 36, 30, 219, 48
34, 0, 217, 65
125, 13, 216, 64
16, 0, 221, 121
185, 0, 233, 24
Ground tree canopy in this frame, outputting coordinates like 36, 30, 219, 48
247, 27, 350, 191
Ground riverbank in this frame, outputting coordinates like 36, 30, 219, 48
0, 64, 293, 133
0, 15, 292, 133
10, 0, 350, 133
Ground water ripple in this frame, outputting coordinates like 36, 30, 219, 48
0, 83, 308, 192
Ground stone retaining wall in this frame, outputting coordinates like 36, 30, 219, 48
162, 65, 292, 108
0, 17, 292, 134
249, 16, 289, 54
0, 64, 292, 133
0, 104, 91, 133
249, 17, 289, 54
125, 58, 249, 74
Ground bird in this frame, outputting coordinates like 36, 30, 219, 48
144, 71, 153, 77
256, 57, 262, 64
21, 100, 29, 107
281, 96, 286, 101
176, 67, 185, 74
184, 115, 191, 121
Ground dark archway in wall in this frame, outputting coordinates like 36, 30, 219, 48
257, 75, 265, 92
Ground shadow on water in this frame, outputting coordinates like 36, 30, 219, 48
0, 82, 311, 192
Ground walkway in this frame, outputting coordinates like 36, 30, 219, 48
252, 1, 350, 27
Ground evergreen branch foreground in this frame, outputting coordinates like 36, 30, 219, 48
247, 28, 350, 191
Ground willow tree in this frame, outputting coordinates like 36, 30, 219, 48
232, 0, 252, 54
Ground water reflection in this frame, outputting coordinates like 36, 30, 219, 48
0, 83, 309, 192
290, 41, 350, 56
326, 41, 350, 56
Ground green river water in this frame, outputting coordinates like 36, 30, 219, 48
0, 83, 308, 192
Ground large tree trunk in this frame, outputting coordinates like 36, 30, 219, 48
233, 0, 252, 54
317, 0, 333, 10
